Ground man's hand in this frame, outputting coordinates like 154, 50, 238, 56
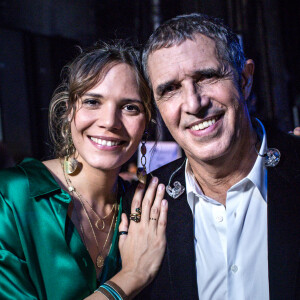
293, 127, 300, 136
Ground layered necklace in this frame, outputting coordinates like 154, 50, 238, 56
61, 161, 118, 269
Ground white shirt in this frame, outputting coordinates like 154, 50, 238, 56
185, 119, 269, 300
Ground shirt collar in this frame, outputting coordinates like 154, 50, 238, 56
185, 118, 268, 205
18, 157, 68, 201
245, 118, 268, 201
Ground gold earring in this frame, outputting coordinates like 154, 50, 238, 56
64, 129, 78, 175
137, 132, 148, 184
64, 156, 79, 175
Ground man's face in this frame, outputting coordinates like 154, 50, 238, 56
147, 34, 253, 165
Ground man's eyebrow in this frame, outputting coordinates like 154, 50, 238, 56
192, 67, 223, 78
155, 80, 177, 96
155, 67, 226, 95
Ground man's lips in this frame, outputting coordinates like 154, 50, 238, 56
89, 136, 125, 147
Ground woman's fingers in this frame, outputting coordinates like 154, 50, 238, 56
156, 199, 168, 236
129, 177, 166, 233
140, 177, 159, 223
118, 178, 168, 289
149, 183, 165, 230
130, 182, 145, 214
118, 213, 129, 249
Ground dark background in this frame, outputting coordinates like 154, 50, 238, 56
0, 0, 299, 164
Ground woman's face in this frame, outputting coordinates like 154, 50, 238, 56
70, 63, 147, 172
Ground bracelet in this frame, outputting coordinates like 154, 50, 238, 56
94, 286, 114, 300
95, 281, 128, 300
106, 281, 128, 300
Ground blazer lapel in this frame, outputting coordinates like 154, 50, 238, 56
268, 153, 300, 299
164, 160, 199, 299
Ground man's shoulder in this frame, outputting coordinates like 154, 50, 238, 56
266, 125, 300, 161
265, 125, 300, 189
122, 157, 186, 213
150, 156, 186, 184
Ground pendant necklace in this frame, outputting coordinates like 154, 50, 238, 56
63, 164, 116, 231
61, 160, 117, 269
72, 196, 116, 268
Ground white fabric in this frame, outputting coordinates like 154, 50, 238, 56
185, 119, 269, 300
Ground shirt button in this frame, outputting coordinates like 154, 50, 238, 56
216, 215, 223, 222
231, 265, 238, 273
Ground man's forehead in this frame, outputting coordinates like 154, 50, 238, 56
147, 34, 218, 85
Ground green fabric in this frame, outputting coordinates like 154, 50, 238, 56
0, 158, 122, 300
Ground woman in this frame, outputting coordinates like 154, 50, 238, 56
0, 41, 167, 299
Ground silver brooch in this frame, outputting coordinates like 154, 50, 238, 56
256, 143, 281, 167
166, 158, 186, 199
166, 181, 185, 199
264, 148, 281, 167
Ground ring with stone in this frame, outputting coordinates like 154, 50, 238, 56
130, 213, 141, 223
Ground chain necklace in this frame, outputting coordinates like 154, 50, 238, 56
61, 160, 117, 269
62, 164, 116, 231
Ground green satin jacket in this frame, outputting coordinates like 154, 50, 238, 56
0, 158, 123, 299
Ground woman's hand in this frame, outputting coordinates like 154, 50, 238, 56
115, 177, 167, 297
86, 177, 167, 300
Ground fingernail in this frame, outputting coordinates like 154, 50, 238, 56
158, 183, 165, 191
151, 177, 158, 184
162, 199, 167, 206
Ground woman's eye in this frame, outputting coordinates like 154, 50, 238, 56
124, 104, 140, 113
82, 99, 99, 107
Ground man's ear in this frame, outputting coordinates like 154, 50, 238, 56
241, 59, 255, 100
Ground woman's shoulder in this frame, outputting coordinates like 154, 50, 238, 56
0, 157, 60, 200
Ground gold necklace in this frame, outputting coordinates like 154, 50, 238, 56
73, 195, 116, 268
61, 160, 117, 269
81, 197, 116, 231
63, 164, 117, 231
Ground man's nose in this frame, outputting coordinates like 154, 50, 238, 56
182, 82, 210, 114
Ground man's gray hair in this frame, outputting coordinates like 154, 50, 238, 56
142, 13, 246, 86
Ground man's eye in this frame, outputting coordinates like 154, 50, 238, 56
198, 73, 215, 82
162, 85, 178, 96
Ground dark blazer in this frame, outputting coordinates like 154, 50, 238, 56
124, 128, 300, 300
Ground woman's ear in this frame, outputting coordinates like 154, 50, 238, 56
67, 105, 75, 122
241, 59, 255, 101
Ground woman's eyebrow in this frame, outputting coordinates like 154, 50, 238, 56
83, 92, 103, 98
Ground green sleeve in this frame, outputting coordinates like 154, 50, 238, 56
0, 169, 38, 299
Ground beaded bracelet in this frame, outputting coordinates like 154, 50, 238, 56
95, 280, 128, 300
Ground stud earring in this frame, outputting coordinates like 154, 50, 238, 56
137, 132, 148, 184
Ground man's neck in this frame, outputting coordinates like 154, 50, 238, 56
188, 131, 258, 206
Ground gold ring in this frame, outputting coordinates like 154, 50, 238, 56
130, 213, 141, 223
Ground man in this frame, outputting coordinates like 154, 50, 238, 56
125, 13, 300, 299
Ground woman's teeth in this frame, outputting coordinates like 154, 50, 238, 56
90, 137, 121, 146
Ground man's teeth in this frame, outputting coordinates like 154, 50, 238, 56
90, 137, 121, 146
191, 118, 216, 131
